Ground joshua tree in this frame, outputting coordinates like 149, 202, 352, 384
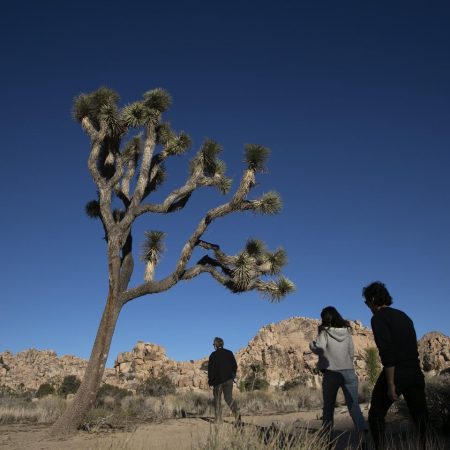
51, 87, 295, 435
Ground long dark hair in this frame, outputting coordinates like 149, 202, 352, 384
319, 306, 351, 331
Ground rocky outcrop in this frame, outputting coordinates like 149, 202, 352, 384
1, 318, 449, 393
114, 342, 208, 390
418, 332, 450, 374
0, 349, 115, 392
113, 317, 377, 390
235, 317, 375, 389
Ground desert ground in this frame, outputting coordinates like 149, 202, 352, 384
2, 405, 440, 450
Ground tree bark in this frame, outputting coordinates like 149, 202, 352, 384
50, 291, 122, 435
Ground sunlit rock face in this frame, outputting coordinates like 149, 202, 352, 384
2, 317, 448, 393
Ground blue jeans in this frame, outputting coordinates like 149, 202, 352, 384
322, 369, 367, 432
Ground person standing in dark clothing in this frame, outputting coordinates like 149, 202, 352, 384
362, 281, 429, 449
208, 337, 241, 424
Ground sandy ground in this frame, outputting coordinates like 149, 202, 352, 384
0, 407, 363, 450
0, 406, 448, 450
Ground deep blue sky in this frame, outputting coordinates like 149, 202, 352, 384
1, 1, 449, 367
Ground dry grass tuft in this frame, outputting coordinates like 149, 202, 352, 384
0, 395, 65, 424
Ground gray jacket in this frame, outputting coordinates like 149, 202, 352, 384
309, 327, 354, 371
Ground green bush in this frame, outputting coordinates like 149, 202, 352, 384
136, 374, 176, 397
239, 363, 269, 392
281, 374, 311, 391
95, 383, 132, 408
58, 375, 81, 398
364, 347, 381, 386
36, 383, 55, 398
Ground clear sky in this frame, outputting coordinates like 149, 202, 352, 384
1, 1, 449, 368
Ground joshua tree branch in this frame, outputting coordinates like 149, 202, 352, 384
120, 168, 261, 304
136, 176, 215, 216
124, 122, 158, 223
120, 264, 229, 305
197, 240, 237, 266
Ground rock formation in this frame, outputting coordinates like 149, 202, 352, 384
1, 318, 449, 394
0, 349, 114, 392
418, 331, 450, 374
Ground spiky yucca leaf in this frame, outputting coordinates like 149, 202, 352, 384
200, 140, 222, 176
211, 159, 226, 176
232, 254, 252, 291
122, 136, 141, 162
146, 164, 166, 192
216, 177, 233, 195
73, 94, 90, 122
85, 200, 101, 218
255, 191, 282, 215
156, 123, 175, 145
122, 102, 147, 128
245, 239, 266, 257
140, 231, 166, 262
244, 144, 270, 172
73, 87, 120, 124
267, 248, 287, 274
168, 132, 192, 155
99, 104, 124, 136
260, 277, 295, 302
143, 88, 172, 113
275, 277, 295, 299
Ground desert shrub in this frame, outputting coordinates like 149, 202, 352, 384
236, 388, 321, 415
364, 347, 381, 386
282, 376, 307, 391
0, 395, 65, 424
177, 391, 210, 416
426, 374, 450, 433
0, 385, 18, 399
36, 384, 54, 398
136, 374, 176, 397
239, 363, 269, 392
95, 383, 131, 408
58, 375, 81, 398
36, 383, 55, 398
358, 380, 372, 404
197, 422, 333, 450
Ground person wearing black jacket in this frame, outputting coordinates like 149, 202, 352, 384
208, 337, 240, 424
362, 281, 429, 449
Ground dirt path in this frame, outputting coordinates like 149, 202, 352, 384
1, 406, 447, 450
0, 419, 211, 450
0, 408, 361, 450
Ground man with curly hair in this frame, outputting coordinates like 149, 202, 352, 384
362, 281, 429, 449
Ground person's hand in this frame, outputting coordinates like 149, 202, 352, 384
387, 383, 398, 401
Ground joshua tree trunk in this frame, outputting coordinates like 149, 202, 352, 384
50, 290, 122, 435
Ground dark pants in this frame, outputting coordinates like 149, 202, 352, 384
213, 378, 239, 422
369, 368, 429, 449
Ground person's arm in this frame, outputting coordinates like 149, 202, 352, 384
348, 333, 354, 360
309, 330, 327, 354
208, 354, 214, 386
232, 353, 238, 378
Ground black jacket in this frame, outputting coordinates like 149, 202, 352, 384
371, 307, 420, 370
208, 348, 238, 386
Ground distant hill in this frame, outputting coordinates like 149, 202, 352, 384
1, 317, 449, 393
